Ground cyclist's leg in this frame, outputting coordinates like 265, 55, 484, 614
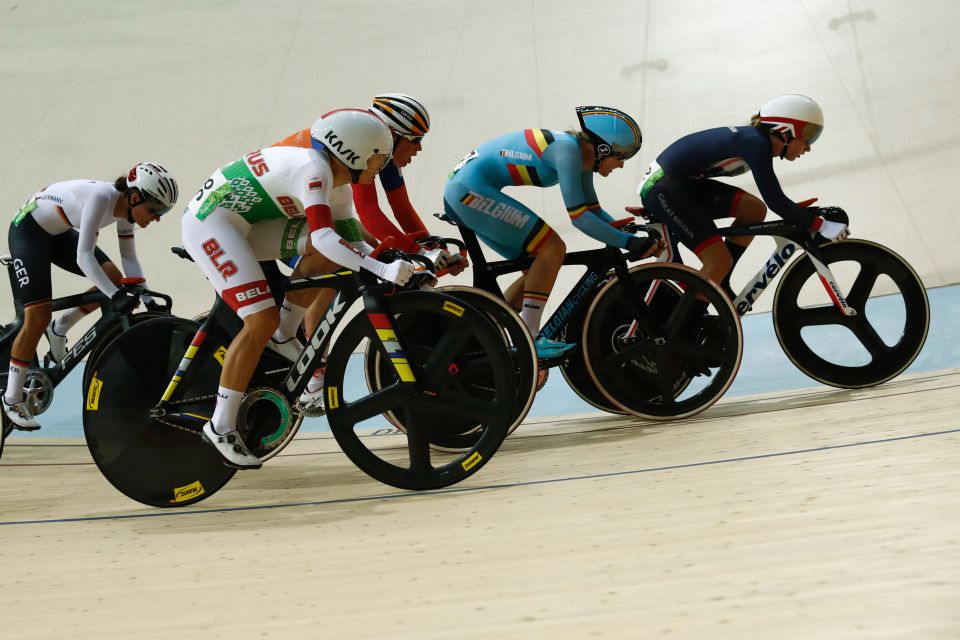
443, 182, 568, 353
699, 184, 765, 296
46, 232, 115, 349
182, 207, 277, 467
642, 176, 729, 290
4, 217, 55, 427
247, 217, 314, 348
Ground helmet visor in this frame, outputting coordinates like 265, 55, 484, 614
142, 193, 172, 217
799, 122, 823, 145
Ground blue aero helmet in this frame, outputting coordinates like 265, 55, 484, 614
576, 106, 643, 171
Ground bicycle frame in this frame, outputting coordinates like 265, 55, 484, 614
452, 220, 666, 347
644, 219, 858, 318
0, 256, 166, 389
152, 264, 419, 425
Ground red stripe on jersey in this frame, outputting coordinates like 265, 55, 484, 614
221, 280, 273, 312
305, 204, 332, 233
506, 164, 523, 185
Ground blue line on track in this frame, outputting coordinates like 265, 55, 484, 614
2, 426, 957, 527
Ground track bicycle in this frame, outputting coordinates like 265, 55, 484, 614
372, 215, 746, 422
0, 254, 171, 459
82, 249, 519, 507
630, 204, 930, 388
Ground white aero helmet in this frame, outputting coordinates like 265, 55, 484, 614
310, 109, 393, 173
758, 94, 824, 145
369, 93, 430, 139
126, 162, 178, 216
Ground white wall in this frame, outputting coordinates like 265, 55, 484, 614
2, 0, 958, 323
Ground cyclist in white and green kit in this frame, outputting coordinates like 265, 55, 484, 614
182, 109, 413, 469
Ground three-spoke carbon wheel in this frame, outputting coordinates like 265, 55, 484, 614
582, 263, 743, 420
326, 291, 516, 490
773, 239, 929, 388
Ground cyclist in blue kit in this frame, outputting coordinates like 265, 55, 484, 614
638, 94, 848, 301
443, 106, 662, 359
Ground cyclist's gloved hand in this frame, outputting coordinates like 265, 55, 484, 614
810, 216, 849, 242
110, 289, 139, 313
445, 253, 469, 276
371, 259, 416, 286
144, 299, 163, 312
625, 235, 664, 259
418, 246, 452, 272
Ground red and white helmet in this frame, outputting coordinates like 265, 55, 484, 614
126, 162, 178, 215
310, 109, 393, 172
758, 94, 824, 145
369, 93, 430, 140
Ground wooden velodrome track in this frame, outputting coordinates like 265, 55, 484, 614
2, 369, 958, 639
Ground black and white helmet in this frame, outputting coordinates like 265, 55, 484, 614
126, 162, 178, 216
369, 93, 430, 140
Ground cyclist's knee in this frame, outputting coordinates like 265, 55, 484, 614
535, 232, 566, 263
734, 192, 766, 224
241, 306, 281, 339
23, 303, 52, 329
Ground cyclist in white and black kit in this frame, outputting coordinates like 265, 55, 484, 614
638, 94, 848, 302
4, 163, 177, 430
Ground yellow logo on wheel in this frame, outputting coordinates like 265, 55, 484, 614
442, 301, 465, 317
171, 480, 205, 503
86, 375, 103, 411
461, 451, 482, 471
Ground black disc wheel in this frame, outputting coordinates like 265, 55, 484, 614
582, 263, 743, 420
82, 310, 170, 390
364, 286, 538, 452
772, 239, 929, 388
83, 316, 235, 507
326, 291, 516, 490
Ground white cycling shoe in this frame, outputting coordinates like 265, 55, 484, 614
3, 397, 41, 431
267, 337, 304, 363
45, 322, 68, 364
201, 421, 262, 469
297, 386, 325, 417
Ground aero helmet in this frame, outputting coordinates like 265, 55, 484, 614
758, 94, 824, 145
310, 109, 393, 179
576, 106, 643, 171
370, 93, 430, 141
126, 163, 178, 216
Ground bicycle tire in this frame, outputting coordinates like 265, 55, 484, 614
82, 310, 170, 390
772, 239, 930, 388
83, 316, 235, 507
364, 286, 538, 451
582, 263, 743, 420
325, 291, 515, 490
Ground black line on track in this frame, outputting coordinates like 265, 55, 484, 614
2, 426, 957, 527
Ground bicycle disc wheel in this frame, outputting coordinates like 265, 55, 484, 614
582, 263, 742, 420
773, 239, 930, 388
364, 286, 538, 451
82, 310, 170, 390
326, 291, 515, 490
83, 316, 234, 507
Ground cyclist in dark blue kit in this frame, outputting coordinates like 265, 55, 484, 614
639, 94, 848, 300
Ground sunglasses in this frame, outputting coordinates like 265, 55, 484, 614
397, 132, 424, 145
